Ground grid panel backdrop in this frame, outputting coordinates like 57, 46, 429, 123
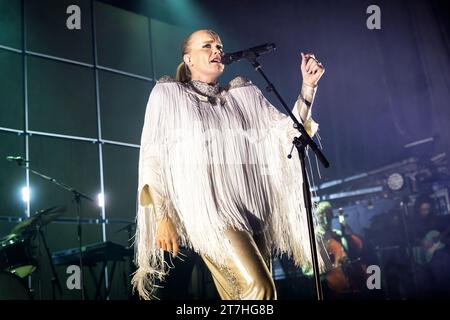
0, 0, 180, 300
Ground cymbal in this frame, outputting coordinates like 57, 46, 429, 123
0, 233, 19, 244
11, 205, 66, 234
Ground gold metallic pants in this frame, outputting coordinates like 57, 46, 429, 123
201, 229, 277, 300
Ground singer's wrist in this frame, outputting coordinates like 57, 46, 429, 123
302, 81, 317, 89
298, 84, 315, 107
301, 82, 316, 101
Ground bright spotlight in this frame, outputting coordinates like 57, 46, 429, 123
21, 187, 30, 203
97, 193, 105, 208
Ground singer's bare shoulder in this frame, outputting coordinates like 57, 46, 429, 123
225, 76, 253, 91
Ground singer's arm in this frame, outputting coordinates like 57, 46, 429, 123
294, 83, 318, 136
296, 52, 325, 136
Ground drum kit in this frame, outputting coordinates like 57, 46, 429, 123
0, 205, 66, 300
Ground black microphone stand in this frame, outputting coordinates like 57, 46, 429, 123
241, 51, 330, 300
399, 196, 419, 296
35, 217, 63, 299
10, 158, 93, 300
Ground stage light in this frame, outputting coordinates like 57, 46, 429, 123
387, 172, 404, 191
97, 193, 105, 208
21, 187, 30, 203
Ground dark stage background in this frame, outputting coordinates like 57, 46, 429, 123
0, 0, 449, 300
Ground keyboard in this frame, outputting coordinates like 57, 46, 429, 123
52, 241, 133, 266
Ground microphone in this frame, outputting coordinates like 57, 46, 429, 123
6, 156, 28, 163
221, 43, 276, 65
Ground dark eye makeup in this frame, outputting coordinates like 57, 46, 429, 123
203, 43, 223, 51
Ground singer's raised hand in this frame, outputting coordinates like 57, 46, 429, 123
301, 52, 325, 87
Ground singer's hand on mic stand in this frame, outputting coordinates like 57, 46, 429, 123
301, 52, 325, 87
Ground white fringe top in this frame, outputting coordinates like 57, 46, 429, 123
133, 75, 323, 299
